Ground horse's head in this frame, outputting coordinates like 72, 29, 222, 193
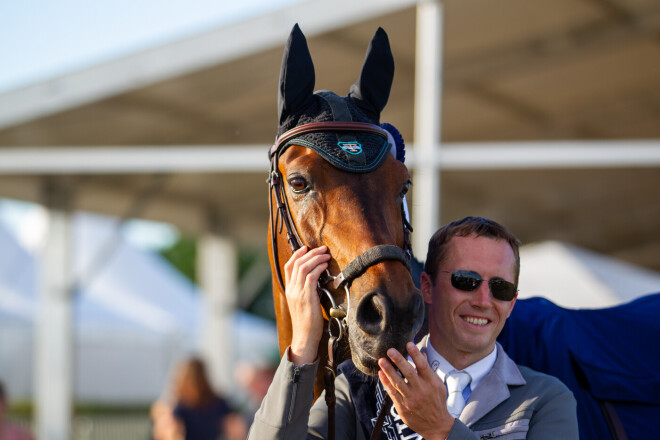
268, 25, 424, 376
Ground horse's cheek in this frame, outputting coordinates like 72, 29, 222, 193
293, 196, 325, 246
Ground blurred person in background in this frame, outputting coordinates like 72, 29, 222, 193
150, 356, 246, 440
233, 360, 277, 426
150, 399, 182, 440
0, 381, 34, 440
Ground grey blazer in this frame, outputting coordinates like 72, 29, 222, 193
248, 339, 578, 439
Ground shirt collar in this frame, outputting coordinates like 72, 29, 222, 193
425, 339, 498, 390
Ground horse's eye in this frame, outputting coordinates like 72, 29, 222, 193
288, 176, 309, 193
400, 180, 411, 197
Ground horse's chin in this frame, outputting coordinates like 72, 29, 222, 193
348, 333, 409, 376
350, 349, 380, 376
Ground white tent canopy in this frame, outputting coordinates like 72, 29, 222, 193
518, 240, 660, 309
0, 212, 278, 403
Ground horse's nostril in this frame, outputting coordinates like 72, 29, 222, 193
356, 292, 388, 335
356, 290, 424, 337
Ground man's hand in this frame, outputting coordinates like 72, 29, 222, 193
378, 342, 456, 440
284, 246, 331, 366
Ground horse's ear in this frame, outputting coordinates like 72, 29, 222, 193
349, 27, 394, 121
278, 24, 316, 125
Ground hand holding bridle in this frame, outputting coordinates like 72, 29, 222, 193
378, 342, 456, 440
284, 245, 331, 366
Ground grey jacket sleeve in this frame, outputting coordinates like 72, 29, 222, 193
247, 348, 320, 440
447, 421, 480, 440
247, 348, 363, 440
308, 373, 363, 440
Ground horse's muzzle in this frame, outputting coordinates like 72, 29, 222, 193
349, 288, 425, 373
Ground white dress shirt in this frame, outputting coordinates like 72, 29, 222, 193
425, 340, 498, 393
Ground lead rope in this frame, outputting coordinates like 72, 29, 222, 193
325, 334, 339, 440
324, 311, 390, 440
370, 395, 393, 440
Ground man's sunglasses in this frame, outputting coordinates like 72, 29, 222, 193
439, 270, 517, 301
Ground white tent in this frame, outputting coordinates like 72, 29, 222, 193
0, 223, 37, 399
0, 213, 278, 404
518, 240, 660, 309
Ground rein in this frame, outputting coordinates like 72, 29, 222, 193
268, 121, 412, 440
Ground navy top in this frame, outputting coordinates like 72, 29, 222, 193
498, 294, 660, 440
173, 396, 231, 440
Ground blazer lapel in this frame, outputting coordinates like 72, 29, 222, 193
460, 343, 526, 426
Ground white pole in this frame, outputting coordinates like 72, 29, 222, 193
412, 0, 443, 260
198, 220, 237, 395
35, 182, 73, 440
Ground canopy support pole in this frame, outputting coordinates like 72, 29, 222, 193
198, 209, 237, 395
35, 178, 74, 440
412, 0, 444, 260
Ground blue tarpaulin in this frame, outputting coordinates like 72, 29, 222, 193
499, 294, 660, 440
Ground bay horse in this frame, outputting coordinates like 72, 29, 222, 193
268, 24, 424, 400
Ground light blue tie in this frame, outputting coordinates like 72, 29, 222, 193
445, 371, 471, 418
462, 382, 472, 402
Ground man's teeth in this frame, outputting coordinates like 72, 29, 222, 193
464, 316, 488, 326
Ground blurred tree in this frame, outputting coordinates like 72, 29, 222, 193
160, 236, 197, 283
247, 279, 274, 321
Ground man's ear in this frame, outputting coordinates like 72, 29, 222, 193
421, 272, 434, 304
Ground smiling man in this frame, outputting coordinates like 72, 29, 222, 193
376, 216, 579, 439
249, 216, 578, 439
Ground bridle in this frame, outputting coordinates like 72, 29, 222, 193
268, 120, 412, 440
268, 121, 413, 325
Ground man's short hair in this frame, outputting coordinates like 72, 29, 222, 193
424, 216, 521, 285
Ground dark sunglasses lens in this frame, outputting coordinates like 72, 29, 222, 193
451, 270, 481, 291
489, 279, 517, 301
